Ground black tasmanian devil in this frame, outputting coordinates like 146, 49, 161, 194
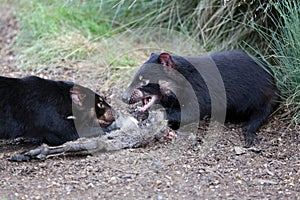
122, 50, 279, 146
0, 76, 115, 146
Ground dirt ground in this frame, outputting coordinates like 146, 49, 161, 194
0, 5, 300, 200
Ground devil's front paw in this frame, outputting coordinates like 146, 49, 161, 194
244, 132, 260, 147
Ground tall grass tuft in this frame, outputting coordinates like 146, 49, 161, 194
262, 0, 300, 126
103, 0, 273, 51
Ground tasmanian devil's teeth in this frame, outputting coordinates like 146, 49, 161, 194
141, 95, 158, 112
143, 98, 148, 104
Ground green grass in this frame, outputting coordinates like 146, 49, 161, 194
101, 0, 273, 51
254, 0, 300, 125
15, 0, 112, 67
18, 0, 112, 39
270, 0, 300, 125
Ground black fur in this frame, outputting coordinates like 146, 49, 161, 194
0, 76, 115, 145
123, 50, 279, 146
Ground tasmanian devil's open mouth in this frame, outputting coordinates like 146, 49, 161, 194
129, 89, 159, 112
97, 112, 115, 127
98, 119, 112, 127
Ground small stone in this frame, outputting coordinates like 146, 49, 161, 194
109, 176, 118, 184
234, 146, 246, 155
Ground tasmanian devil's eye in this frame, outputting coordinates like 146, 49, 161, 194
97, 97, 107, 109
97, 103, 102, 108
97, 100, 104, 109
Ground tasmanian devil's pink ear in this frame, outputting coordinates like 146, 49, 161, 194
70, 87, 86, 107
158, 53, 175, 69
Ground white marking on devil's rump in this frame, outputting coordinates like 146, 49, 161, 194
67, 116, 76, 120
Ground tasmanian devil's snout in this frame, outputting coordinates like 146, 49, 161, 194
122, 92, 130, 104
